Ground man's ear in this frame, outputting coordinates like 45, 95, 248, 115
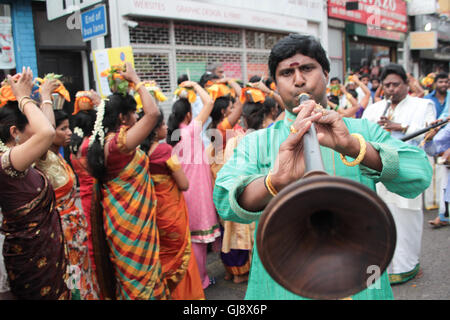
324, 70, 330, 83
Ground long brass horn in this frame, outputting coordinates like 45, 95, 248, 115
256, 93, 396, 300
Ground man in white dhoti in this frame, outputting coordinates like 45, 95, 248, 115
362, 64, 436, 284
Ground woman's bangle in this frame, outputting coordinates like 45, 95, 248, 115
41, 100, 53, 106
18, 96, 36, 113
339, 133, 367, 167
135, 81, 145, 92
268, 90, 274, 98
264, 171, 278, 197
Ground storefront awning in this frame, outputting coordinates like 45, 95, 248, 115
346, 23, 406, 43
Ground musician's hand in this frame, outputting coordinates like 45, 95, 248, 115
270, 102, 322, 191
378, 117, 403, 131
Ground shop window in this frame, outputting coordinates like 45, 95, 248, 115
176, 49, 243, 81
134, 52, 171, 93
174, 22, 241, 48
247, 52, 270, 80
129, 19, 170, 45
0, 4, 15, 81
348, 41, 391, 74
245, 31, 287, 50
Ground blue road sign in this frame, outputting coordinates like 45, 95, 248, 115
81, 5, 107, 42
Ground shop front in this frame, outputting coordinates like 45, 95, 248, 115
328, 0, 408, 78
108, 0, 326, 114
0, 0, 37, 81
345, 22, 406, 77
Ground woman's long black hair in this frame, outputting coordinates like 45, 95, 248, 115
209, 96, 231, 130
69, 109, 97, 155
242, 97, 277, 130
87, 93, 137, 181
140, 108, 164, 154
167, 98, 191, 147
0, 102, 28, 144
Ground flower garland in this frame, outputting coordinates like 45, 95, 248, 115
0, 139, 10, 153
89, 99, 106, 148
73, 127, 84, 138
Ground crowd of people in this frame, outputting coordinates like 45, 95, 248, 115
0, 34, 448, 300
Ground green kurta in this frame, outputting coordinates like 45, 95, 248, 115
213, 111, 432, 300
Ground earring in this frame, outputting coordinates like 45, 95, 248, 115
15, 136, 20, 145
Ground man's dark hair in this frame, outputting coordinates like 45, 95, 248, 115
380, 64, 407, 83
269, 34, 330, 81
330, 77, 341, 84
360, 73, 370, 80
434, 72, 449, 83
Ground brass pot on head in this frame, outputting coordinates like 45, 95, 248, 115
51, 93, 65, 110
256, 93, 396, 300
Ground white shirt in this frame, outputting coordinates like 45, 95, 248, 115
362, 95, 436, 146
356, 87, 373, 106
363, 95, 436, 210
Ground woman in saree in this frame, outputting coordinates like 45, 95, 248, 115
86, 62, 169, 300
69, 91, 99, 275
0, 67, 69, 299
142, 110, 205, 300
35, 109, 99, 300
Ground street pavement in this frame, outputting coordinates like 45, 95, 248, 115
204, 209, 450, 300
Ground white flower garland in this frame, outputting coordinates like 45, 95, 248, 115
73, 127, 84, 138
0, 139, 9, 153
89, 99, 106, 148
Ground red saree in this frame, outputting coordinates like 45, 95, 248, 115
149, 143, 205, 300
70, 137, 96, 274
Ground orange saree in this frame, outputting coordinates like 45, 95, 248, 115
36, 151, 99, 300
149, 143, 205, 300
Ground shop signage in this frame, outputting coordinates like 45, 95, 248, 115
190, 0, 323, 23
81, 5, 107, 42
346, 22, 405, 42
0, 16, 15, 69
328, 0, 408, 33
407, 0, 437, 16
410, 31, 438, 50
120, 0, 308, 33
438, 0, 450, 16
46, 0, 102, 21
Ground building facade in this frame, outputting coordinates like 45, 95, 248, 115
0, 0, 37, 79
327, 0, 409, 81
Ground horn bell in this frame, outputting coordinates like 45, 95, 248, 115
256, 175, 396, 300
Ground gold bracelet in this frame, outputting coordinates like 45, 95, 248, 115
18, 97, 35, 113
339, 133, 367, 167
41, 99, 53, 106
269, 90, 274, 98
135, 81, 145, 92
264, 171, 278, 197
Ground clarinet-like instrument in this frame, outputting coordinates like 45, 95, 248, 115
401, 118, 450, 142
381, 97, 392, 117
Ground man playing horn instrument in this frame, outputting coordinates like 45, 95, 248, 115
213, 34, 432, 300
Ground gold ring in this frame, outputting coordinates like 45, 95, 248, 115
290, 125, 298, 134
